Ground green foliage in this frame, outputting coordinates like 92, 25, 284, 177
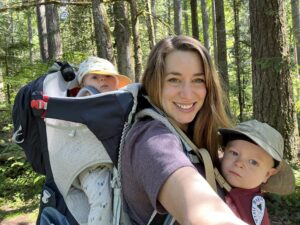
0, 154, 44, 220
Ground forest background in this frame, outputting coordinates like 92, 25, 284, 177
0, 0, 299, 224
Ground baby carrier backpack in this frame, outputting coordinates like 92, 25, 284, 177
12, 63, 229, 225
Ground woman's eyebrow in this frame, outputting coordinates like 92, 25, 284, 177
166, 72, 205, 76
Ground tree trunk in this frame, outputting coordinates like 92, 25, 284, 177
129, 0, 143, 82
113, 1, 132, 79
151, 0, 157, 41
249, 0, 298, 161
212, 0, 218, 64
200, 0, 210, 52
168, 1, 172, 35
183, 0, 189, 35
0, 68, 4, 103
45, 3, 62, 60
215, 0, 229, 99
190, 0, 199, 40
233, 0, 243, 121
92, 0, 114, 63
291, 0, 300, 75
27, 10, 33, 64
174, 0, 182, 35
36, 0, 48, 62
145, 0, 156, 49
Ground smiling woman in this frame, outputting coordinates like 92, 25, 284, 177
121, 35, 247, 225
162, 50, 207, 131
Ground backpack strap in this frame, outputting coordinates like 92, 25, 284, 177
135, 107, 217, 191
214, 168, 232, 192
167, 118, 217, 191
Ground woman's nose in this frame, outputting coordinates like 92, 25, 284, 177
180, 82, 193, 98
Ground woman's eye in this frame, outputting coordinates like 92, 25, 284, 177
249, 159, 258, 166
168, 78, 180, 83
194, 78, 205, 84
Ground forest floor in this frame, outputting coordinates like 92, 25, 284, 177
0, 205, 36, 225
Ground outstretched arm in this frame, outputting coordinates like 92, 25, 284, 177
158, 167, 247, 225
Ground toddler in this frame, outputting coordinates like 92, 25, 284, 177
219, 120, 295, 225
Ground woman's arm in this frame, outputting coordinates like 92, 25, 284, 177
158, 167, 247, 225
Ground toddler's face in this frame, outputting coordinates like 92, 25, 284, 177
82, 73, 118, 93
221, 139, 277, 189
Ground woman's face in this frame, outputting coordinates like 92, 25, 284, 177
161, 50, 207, 131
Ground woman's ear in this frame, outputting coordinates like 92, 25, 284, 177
263, 168, 278, 183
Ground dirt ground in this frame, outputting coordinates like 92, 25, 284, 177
0, 205, 36, 225
0, 215, 35, 225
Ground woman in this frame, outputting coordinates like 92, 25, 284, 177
121, 36, 247, 225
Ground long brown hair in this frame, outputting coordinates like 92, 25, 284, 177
141, 35, 232, 164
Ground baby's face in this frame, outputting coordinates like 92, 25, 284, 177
221, 139, 277, 189
82, 73, 118, 93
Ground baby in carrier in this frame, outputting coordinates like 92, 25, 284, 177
70, 56, 131, 225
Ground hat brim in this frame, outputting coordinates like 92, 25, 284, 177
219, 128, 282, 161
89, 70, 132, 89
261, 160, 295, 195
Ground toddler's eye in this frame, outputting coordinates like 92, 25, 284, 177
249, 159, 258, 166
229, 150, 238, 156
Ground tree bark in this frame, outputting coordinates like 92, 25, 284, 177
0, 67, 4, 103
27, 10, 33, 64
145, 0, 156, 49
168, 1, 172, 35
45, 2, 62, 60
129, 0, 142, 82
249, 0, 298, 161
151, 0, 157, 41
200, 0, 210, 52
190, 0, 199, 40
183, 0, 189, 35
233, 0, 243, 121
92, 0, 114, 63
215, 0, 229, 99
113, 1, 132, 78
36, 0, 48, 62
174, 0, 182, 35
291, 0, 300, 75
212, 0, 218, 64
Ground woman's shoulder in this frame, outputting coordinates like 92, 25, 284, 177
129, 117, 176, 139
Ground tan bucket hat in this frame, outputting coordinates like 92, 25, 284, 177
77, 56, 131, 89
219, 120, 295, 195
